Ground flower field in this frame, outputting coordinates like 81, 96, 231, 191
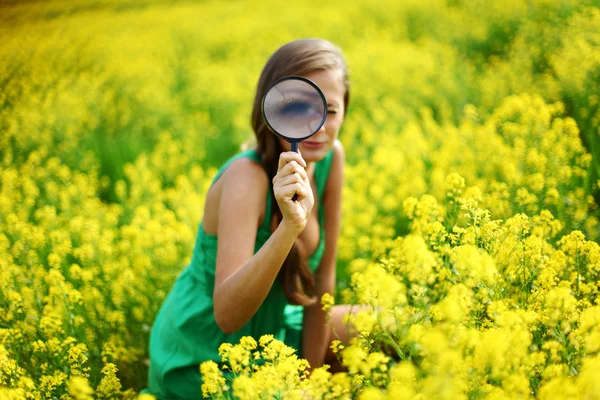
2, 0, 600, 398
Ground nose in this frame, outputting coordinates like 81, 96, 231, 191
310, 126, 326, 141
315, 121, 326, 135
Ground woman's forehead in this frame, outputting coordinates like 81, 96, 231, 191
301, 69, 345, 105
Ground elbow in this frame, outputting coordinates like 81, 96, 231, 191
215, 314, 238, 335
213, 296, 240, 335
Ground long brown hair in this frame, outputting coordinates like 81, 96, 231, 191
250, 38, 350, 306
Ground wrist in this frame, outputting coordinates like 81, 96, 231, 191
278, 220, 303, 239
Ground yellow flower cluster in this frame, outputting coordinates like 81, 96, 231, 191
2, 0, 600, 398
335, 184, 600, 398
214, 190, 600, 398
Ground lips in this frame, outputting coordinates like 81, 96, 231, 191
303, 141, 325, 147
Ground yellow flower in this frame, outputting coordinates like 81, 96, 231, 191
358, 387, 386, 400
341, 342, 368, 375
240, 336, 257, 351
259, 334, 274, 348
199, 360, 226, 398
67, 376, 94, 400
95, 363, 122, 398
330, 340, 344, 354
321, 293, 335, 313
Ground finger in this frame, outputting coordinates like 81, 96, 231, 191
276, 172, 304, 187
276, 182, 308, 201
278, 151, 307, 172
274, 162, 307, 184
281, 161, 308, 179
278, 151, 306, 171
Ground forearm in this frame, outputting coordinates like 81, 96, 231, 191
213, 223, 298, 334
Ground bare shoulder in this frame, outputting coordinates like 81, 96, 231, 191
218, 155, 270, 211
220, 156, 269, 190
203, 155, 270, 235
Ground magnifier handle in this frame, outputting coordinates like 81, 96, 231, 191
291, 141, 299, 201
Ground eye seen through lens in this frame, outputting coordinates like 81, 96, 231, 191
278, 100, 318, 117
262, 77, 327, 141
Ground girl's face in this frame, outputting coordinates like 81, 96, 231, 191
276, 68, 346, 163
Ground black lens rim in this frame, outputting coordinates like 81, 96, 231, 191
261, 75, 328, 142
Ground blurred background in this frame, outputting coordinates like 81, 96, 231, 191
1, 0, 600, 397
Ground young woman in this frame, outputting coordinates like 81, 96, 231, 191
147, 38, 356, 399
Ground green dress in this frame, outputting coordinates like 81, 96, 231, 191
147, 148, 335, 399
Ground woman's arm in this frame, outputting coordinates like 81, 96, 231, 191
213, 152, 313, 335
302, 140, 345, 368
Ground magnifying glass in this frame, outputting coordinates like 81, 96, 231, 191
261, 76, 327, 153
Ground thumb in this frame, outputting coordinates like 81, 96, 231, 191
297, 149, 306, 167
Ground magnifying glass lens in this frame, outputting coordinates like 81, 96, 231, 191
263, 78, 326, 141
